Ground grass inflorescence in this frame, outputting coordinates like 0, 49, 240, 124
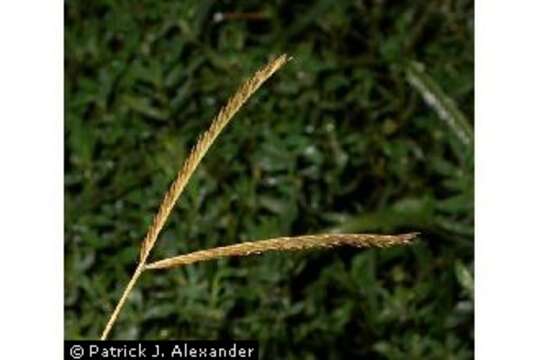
99, 55, 416, 340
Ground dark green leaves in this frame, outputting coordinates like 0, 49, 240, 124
66, 0, 473, 357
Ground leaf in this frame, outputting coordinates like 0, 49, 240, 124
406, 61, 474, 148
455, 261, 474, 299
122, 95, 170, 121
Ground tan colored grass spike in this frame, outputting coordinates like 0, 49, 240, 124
139, 54, 290, 263
100, 54, 290, 340
146, 233, 418, 270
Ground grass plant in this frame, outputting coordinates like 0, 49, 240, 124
100, 55, 417, 340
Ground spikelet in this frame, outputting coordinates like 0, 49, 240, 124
139, 54, 291, 263
146, 233, 418, 270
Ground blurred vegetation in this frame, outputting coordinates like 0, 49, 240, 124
65, 0, 474, 358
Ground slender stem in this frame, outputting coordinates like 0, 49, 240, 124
100, 262, 145, 340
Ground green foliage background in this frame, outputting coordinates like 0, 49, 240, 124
65, 0, 474, 358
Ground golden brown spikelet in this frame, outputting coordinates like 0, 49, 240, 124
139, 54, 291, 264
145, 233, 418, 270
